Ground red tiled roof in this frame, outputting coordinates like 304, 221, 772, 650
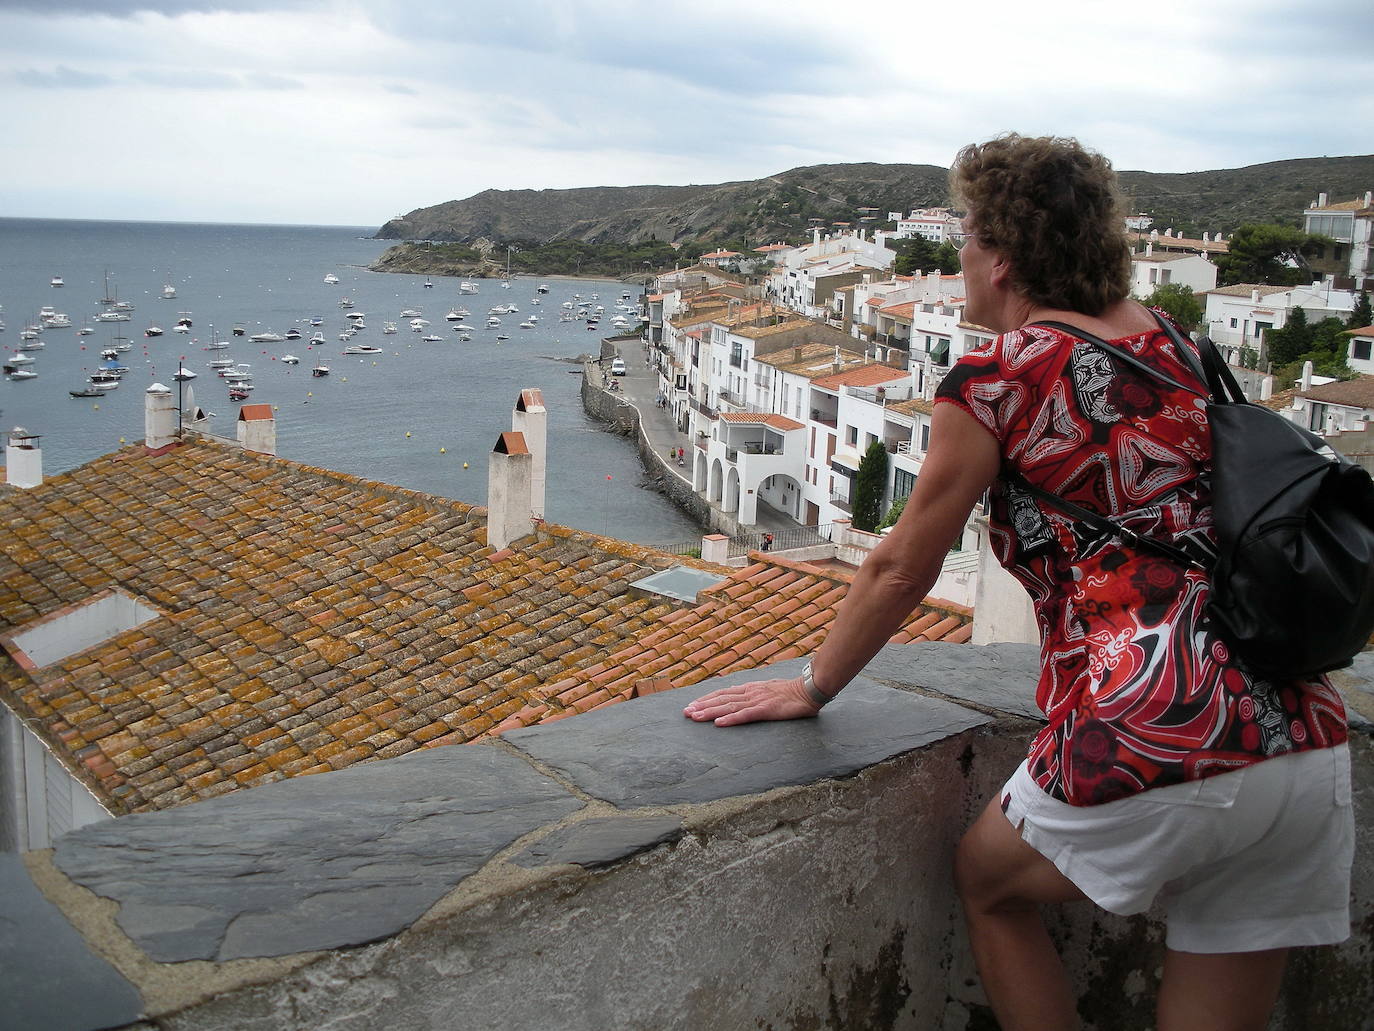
487, 556, 971, 735
717, 412, 805, 431
0, 440, 708, 813
238, 404, 273, 422
811, 364, 910, 390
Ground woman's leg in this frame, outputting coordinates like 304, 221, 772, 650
954, 799, 1087, 1031
1156, 948, 1288, 1031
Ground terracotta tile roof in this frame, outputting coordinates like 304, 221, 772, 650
487, 557, 972, 735
754, 243, 793, 252
1259, 386, 1298, 412
811, 364, 910, 390
1344, 325, 1374, 336
717, 412, 805, 431
699, 250, 743, 259
875, 300, 916, 319
238, 404, 273, 422
0, 440, 708, 813
754, 344, 869, 377
1299, 374, 1374, 409
887, 397, 936, 417
1203, 284, 1291, 298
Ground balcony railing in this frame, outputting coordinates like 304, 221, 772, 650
810, 408, 838, 428
829, 495, 853, 514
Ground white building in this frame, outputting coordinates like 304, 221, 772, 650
1347, 325, 1374, 376
1129, 245, 1217, 298
765, 229, 895, 320
894, 208, 962, 244
1203, 281, 1359, 359
1303, 191, 1374, 288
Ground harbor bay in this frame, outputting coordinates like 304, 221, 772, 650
0, 217, 701, 544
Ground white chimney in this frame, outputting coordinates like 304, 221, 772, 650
511, 388, 546, 519
1202, 233, 1210, 243
700, 533, 729, 564
1146, 242, 1153, 257
1301, 360, 1314, 391
1318, 193, 1329, 208
812, 227, 821, 247
487, 431, 533, 551
237, 403, 277, 456
1365, 191, 1372, 207
144, 383, 177, 452
5, 427, 42, 489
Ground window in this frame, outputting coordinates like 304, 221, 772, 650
866, 432, 878, 449
1354, 339, 1372, 361
920, 423, 931, 451
893, 468, 916, 500
729, 341, 744, 369
846, 425, 858, 445
1230, 318, 1239, 329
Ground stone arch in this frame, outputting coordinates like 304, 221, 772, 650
724, 466, 741, 514
708, 459, 725, 503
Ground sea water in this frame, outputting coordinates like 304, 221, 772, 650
0, 217, 700, 544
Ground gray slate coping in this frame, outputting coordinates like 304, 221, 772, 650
51, 745, 582, 963
511, 816, 685, 869
0, 852, 143, 1031
860, 641, 1044, 720
504, 658, 991, 807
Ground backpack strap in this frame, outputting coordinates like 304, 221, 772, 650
1013, 476, 1209, 571
1017, 312, 1218, 572
1031, 316, 1208, 399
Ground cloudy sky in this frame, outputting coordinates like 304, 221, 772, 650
2, 0, 1371, 228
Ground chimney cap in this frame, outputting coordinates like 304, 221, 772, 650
146, 382, 172, 395
494, 430, 529, 456
238, 403, 274, 422
516, 388, 546, 413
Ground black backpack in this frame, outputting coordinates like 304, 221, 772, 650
1024, 313, 1374, 681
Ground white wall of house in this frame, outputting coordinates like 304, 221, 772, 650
1, 705, 111, 852
1129, 251, 1217, 298
1204, 282, 1358, 353
1348, 332, 1374, 376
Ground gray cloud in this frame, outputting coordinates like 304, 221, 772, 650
14, 64, 114, 88
0, 0, 312, 14
131, 67, 241, 89
384, 83, 418, 95
245, 72, 305, 90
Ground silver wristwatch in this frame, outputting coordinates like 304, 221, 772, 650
801, 660, 834, 708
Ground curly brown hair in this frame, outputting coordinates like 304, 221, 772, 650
950, 134, 1132, 316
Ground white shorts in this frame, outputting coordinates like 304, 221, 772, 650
1001, 745, 1355, 954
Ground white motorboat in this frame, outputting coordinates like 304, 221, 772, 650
308, 314, 324, 326
537, 284, 550, 293
145, 326, 164, 337
43, 313, 72, 328
285, 328, 302, 340
95, 311, 130, 322
78, 325, 93, 336
208, 357, 236, 369
18, 339, 45, 351
345, 311, 366, 321
458, 332, 473, 342
282, 354, 301, 364
382, 322, 397, 335
112, 300, 135, 311
399, 308, 422, 318
343, 344, 383, 354
175, 313, 193, 328
174, 366, 197, 381
312, 362, 330, 377
459, 281, 479, 294
50, 275, 63, 288
421, 334, 442, 342
423, 278, 433, 289
453, 324, 475, 332
409, 318, 429, 328
309, 332, 326, 345
445, 310, 462, 321
249, 331, 284, 343
7, 353, 35, 365
339, 296, 354, 309
495, 334, 510, 341
323, 273, 339, 285
7, 365, 38, 379
173, 323, 190, 333
162, 283, 176, 299
519, 321, 536, 329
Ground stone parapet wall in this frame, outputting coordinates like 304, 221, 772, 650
5, 644, 1371, 1031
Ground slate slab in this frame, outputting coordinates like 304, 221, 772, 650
0, 852, 143, 1031
52, 745, 581, 963
504, 659, 989, 807
510, 816, 685, 869
860, 641, 1044, 720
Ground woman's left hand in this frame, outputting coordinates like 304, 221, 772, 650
683, 676, 821, 726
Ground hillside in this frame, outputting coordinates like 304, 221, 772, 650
375, 155, 1374, 249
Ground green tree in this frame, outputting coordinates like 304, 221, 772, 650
1214, 224, 1327, 287
1347, 289, 1372, 330
1143, 282, 1203, 332
889, 236, 961, 276
1266, 306, 1312, 367
878, 495, 907, 530
851, 440, 889, 533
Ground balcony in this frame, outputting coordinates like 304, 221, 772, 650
829, 494, 853, 514
810, 408, 838, 429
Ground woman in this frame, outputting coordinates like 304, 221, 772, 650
684, 134, 1353, 1030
